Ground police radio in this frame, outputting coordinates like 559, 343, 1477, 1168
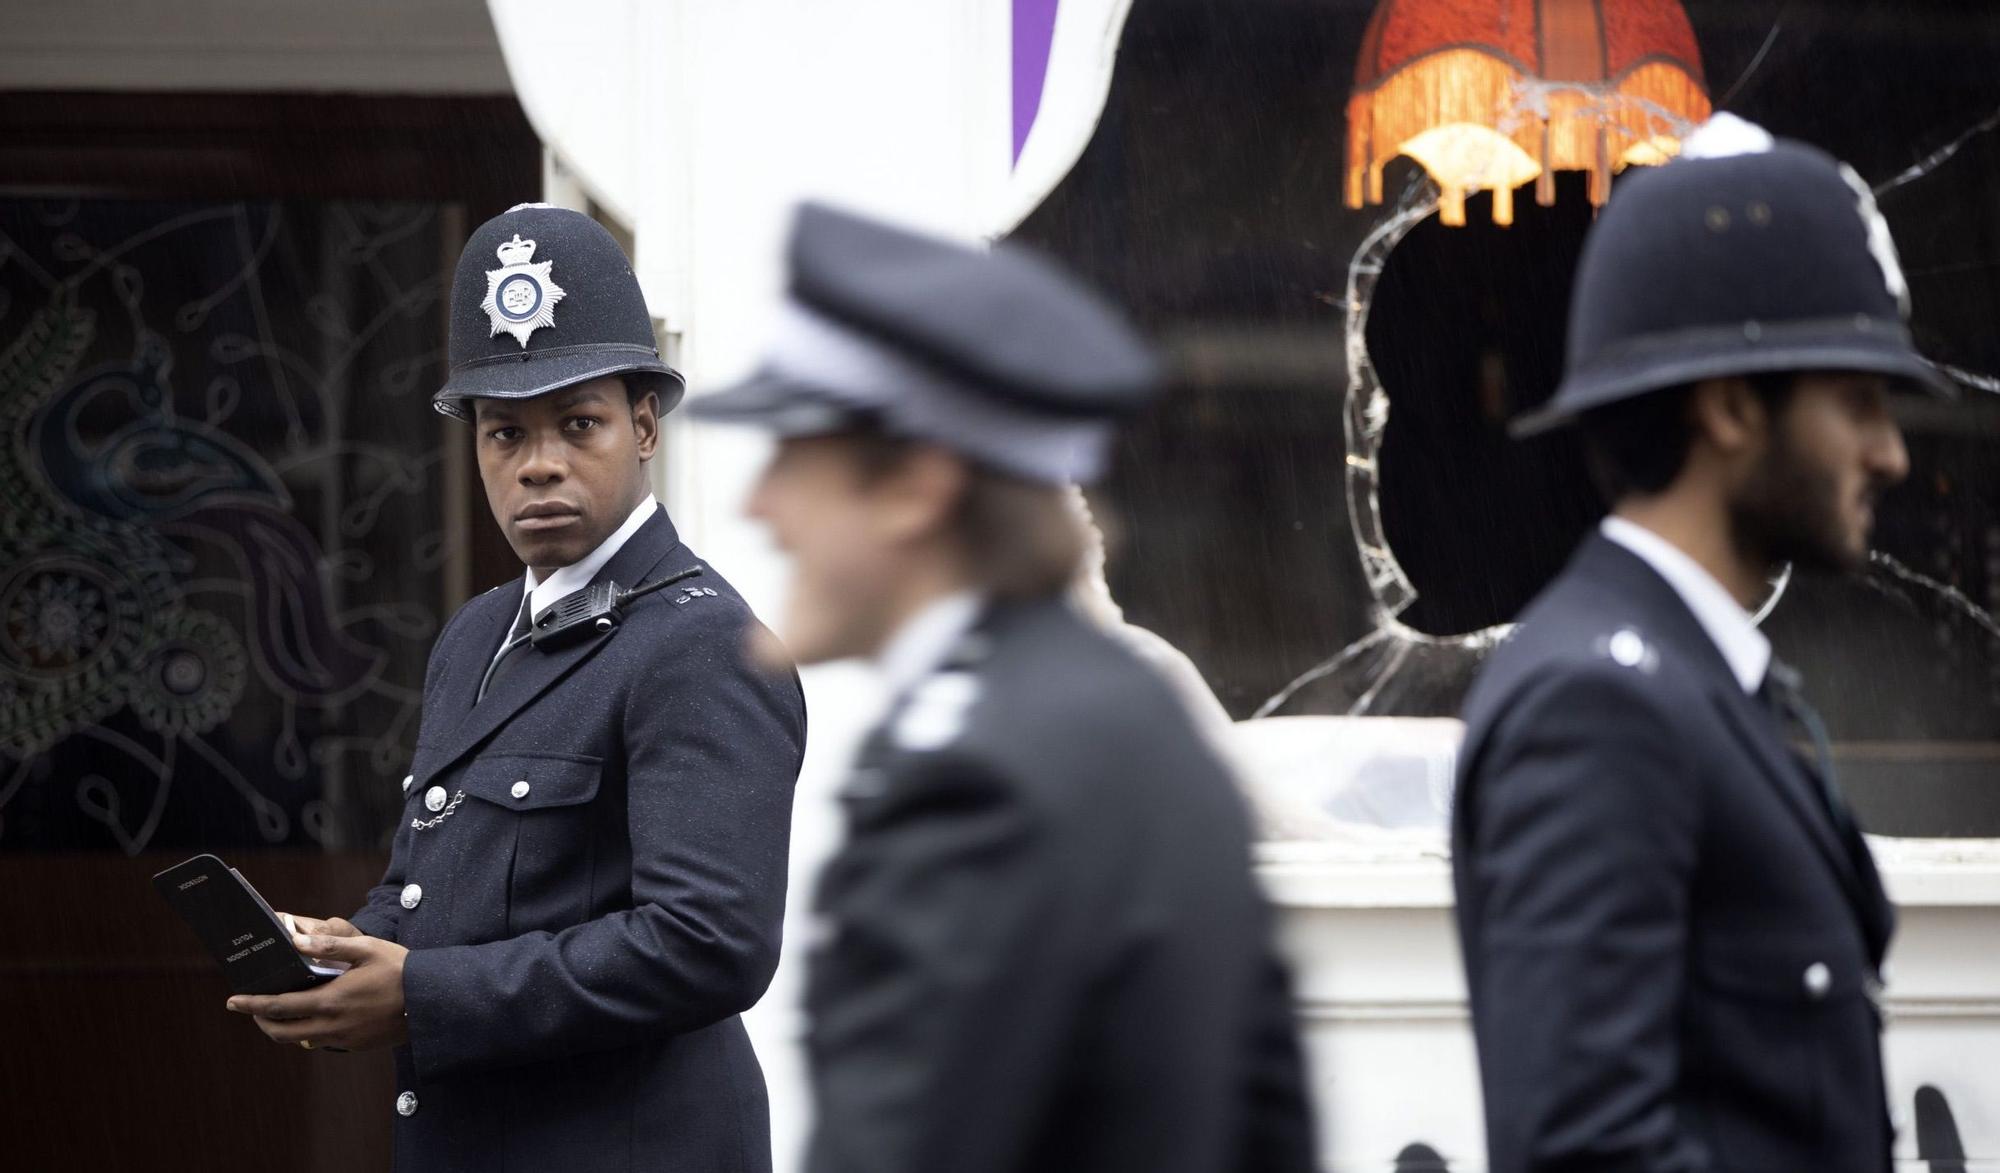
528, 564, 706, 651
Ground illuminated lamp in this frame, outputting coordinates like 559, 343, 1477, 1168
1345, 0, 1712, 226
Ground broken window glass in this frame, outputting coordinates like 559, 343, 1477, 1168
1015, 0, 2000, 837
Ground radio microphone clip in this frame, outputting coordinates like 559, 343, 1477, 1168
528, 564, 705, 651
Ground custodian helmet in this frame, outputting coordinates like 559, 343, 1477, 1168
433, 203, 684, 421
1515, 116, 1952, 436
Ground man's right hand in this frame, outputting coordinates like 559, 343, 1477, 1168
283, 914, 361, 939
276, 913, 361, 964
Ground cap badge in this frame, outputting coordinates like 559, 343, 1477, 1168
481, 234, 567, 347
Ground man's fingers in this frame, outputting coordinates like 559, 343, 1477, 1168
293, 915, 361, 939
250, 1013, 338, 1045
275, 914, 362, 941
227, 989, 326, 1020
295, 932, 372, 963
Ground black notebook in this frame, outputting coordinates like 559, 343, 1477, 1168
152, 854, 346, 995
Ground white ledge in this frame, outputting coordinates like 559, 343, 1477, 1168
1254, 836, 2000, 909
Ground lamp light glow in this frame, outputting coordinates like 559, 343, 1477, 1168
1345, 0, 1712, 226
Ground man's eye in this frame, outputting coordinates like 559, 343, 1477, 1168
487, 427, 520, 442
566, 416, 601, 432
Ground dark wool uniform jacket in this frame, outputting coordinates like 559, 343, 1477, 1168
1453, 534, 1895, 1173
348, 506, 806, 1173
804, 597, 1318, 1173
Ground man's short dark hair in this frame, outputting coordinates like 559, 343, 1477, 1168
1576, 372, 1800, 504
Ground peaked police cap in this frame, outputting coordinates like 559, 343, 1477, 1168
433, 204, 684, 421
688, 202, 1160, 485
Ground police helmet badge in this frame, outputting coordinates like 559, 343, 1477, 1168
481, 233, 567, 347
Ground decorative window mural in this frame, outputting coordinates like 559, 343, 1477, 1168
0, 199, 465, 854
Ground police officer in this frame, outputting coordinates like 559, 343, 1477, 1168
1452, 117, 1953, 1173
689, 202, 1318, 1173
225, 204, 807, 1173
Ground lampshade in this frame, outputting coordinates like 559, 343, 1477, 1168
1345, 0, 1712, 226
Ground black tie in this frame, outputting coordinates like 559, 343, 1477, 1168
1759, 659, 1855, 838
478, 595, 536, 703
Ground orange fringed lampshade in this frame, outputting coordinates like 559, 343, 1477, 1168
1345, 0, 1712, 226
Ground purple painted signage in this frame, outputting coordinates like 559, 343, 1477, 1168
1013, 0, 1059, 165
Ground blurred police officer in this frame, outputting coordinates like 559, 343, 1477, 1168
1453, 116, 1953, 1173
225, 204, 806, 1173
691, 202, 1317, 1173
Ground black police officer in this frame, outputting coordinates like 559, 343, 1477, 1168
1453, 117, 1953, 1173
226, 204, 807, 1173
690, 202, 1318, 1173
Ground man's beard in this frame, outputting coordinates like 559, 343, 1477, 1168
1728, 427, 1867, 575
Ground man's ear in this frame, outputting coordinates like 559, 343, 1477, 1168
630, 389, 661, 460
877, 444, 968, 544
1689, 376, 1769, 458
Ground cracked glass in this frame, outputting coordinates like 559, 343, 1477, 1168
1014, 0, 2000, 837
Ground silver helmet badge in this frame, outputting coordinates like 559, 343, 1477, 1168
480, 233, 567, 347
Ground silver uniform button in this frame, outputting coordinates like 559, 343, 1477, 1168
424, 785, 448, 812
1607, 629, 1647, 668
1803, 961, 1832, 1000
396, 1091, 418, 1117
400, 883, 423, 910
401, 774, 414, 795
511, 780, 531, 800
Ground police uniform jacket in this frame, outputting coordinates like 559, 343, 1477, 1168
348, 506, 806, 1173
805, 596, 1317, 1173
1452, 533, 1895, 1173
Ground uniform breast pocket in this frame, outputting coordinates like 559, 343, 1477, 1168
460, 753, 604, 936
1689, 936, 1878, 1167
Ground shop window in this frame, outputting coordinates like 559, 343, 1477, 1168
1015, 0, 2000, 836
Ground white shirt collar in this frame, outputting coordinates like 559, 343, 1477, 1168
874, 591, 984, 700
1600, 515, 1771, 694
521, 495, 660, 623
